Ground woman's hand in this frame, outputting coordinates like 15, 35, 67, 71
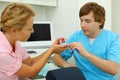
50, 38, 68, 54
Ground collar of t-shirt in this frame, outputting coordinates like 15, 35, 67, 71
89, 38, 95, 44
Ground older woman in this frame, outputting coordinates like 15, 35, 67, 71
0, 2, 68, 80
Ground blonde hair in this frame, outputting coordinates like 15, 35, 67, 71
0, 2, 35, 32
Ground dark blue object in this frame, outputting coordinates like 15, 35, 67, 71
75, 49, 79, 52
46, 67, 86, 80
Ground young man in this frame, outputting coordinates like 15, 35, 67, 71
53, 2, 120, 80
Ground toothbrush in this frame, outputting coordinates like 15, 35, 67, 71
60, 38, 67, 45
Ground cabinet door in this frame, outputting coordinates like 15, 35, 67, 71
0, 0, 20, 2
21, 0, 57, 7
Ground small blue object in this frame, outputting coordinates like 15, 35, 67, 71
60, 42, 67, 45
75, 49, 79, 52
38, 64, 49, 76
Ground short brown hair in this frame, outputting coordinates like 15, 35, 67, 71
79, 2, 105, 29
0, 2, 35, 32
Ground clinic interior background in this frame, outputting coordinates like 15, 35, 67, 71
0, 0, 120, 40
0, 0, 120, 79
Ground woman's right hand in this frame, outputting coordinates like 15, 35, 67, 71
50, 38, 68, 54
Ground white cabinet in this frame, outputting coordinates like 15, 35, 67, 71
21, 0, 57, 7
0, 0, 58, 7
0, 0, 20, 2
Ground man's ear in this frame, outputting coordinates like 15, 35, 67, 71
100, 18, 105, 25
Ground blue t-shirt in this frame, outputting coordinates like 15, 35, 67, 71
60, 29, 120, 80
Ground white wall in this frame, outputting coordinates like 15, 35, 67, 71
0, 2, 7, 14
46, 0, 80, 39
0, 0, 112, 40
112, 0, 120, 36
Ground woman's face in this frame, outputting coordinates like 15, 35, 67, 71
16, 16, 34, 42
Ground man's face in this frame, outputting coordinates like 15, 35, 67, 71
80, 11, 102, 38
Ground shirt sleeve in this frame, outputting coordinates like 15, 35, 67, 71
60, 49, 73, 60
20, 47, 29, 61
16, 41, 29, 61
0, 42, 29, 76
107, 34, 120, 64
0, 52, 22, 76
60, 31, 79, 60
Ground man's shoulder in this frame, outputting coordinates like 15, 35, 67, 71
73, 29, 83, 35
102, 30, 119, 41
103, 29, 119, 36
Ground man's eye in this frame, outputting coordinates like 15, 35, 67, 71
80, 20, 83, 22
85, 20, 92, 23
80, 19, 93, 23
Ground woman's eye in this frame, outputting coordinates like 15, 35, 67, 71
28, 28, 32, 31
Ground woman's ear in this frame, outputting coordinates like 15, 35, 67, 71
11, 28, 17, 33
